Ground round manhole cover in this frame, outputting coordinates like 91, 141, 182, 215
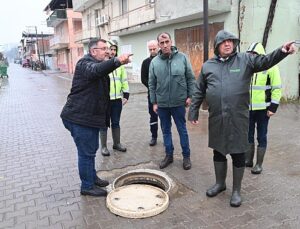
106, 184, 169, 218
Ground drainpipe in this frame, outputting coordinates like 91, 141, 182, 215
202, 0, 209, 110
237, 0, 242, 52
203, 0, 209, 62
262, 0, 277, 48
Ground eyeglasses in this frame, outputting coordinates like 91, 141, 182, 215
93, 47, 109, 51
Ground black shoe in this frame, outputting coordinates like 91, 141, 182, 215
94, 177, 109, 187
80, 186, 107, 197
159, 155, 173, 169
149, 138, 157, 146
183, 158, 192, 170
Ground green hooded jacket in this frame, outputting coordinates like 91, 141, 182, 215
188, 30, 288, 155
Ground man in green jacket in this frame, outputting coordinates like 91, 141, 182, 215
188, 30, 295, 207
246, 42, 282, 174
149, 32, 195, 170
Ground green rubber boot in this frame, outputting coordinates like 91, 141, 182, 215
251, 147, 266, 174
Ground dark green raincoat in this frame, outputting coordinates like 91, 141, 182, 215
188, 30, 289, 155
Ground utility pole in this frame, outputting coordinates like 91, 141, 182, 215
41, 32, 46, 69
35, 26, 41, 62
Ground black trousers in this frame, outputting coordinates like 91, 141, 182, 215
213, 150, 245, 168
147, 94, 158, 139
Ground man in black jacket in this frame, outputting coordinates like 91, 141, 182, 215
61, 38, 132, 197
141, 40, 159, 146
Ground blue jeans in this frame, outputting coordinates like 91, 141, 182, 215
248, 110, 270, 148
148, 94, 158, 139
157, 106, 190, 158
62, 119, 100, 190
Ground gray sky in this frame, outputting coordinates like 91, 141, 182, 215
0, 0, 53, 46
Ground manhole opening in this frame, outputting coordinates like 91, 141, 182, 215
112, 169, 174, 193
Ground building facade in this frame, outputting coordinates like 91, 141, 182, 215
72, 0, 299, 99
45, 0, 84, 73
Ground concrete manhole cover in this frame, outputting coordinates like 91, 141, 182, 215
106, 184, 169, 218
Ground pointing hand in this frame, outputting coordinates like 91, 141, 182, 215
282, 41, 296, 54
117, 54, 133, 65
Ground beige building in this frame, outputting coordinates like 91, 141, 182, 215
73, 0, 299, 99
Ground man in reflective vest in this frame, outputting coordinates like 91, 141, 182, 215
100, 41, 130, 156
245, 42, 282, 174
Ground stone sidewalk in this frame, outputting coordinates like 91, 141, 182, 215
0, 64, 300, 229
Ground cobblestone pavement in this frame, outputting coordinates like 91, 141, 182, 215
0, 64, 300, 229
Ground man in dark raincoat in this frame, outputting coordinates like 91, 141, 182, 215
188, 30, 296, 207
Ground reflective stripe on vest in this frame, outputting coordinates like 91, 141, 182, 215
252, 84, 282, 90
110, 92, 122, 98
249, 102, 271, 109
272, 85, 282, 89
251, 85, 272, 90
271, 99, 280, 104
110, 77, 128, 82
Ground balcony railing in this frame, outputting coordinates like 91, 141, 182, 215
110, 4, 155, 33
49, 36, 69, 50
74, 30, 83, 43
72, 0, 99, 12
47, 9, 67, 27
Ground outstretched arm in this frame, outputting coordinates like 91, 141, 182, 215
249, 41, 296, 73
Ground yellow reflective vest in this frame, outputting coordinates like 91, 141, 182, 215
247, 42, 282, 112
109, 65, 129, 100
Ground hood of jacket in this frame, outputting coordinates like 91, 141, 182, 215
108, 40, 118, 57
158, 46, 178, 59
214, 30, 240, 56
247, 42, 266, 55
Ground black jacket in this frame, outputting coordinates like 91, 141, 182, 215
61, 54, 121, 128
141, 55, 155, 89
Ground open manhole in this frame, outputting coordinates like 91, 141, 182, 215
106, 169, 176, 218
112, 169, 176, 194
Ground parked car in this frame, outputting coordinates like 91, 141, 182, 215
22, 59, 31, 68
14, 58, 22, 64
